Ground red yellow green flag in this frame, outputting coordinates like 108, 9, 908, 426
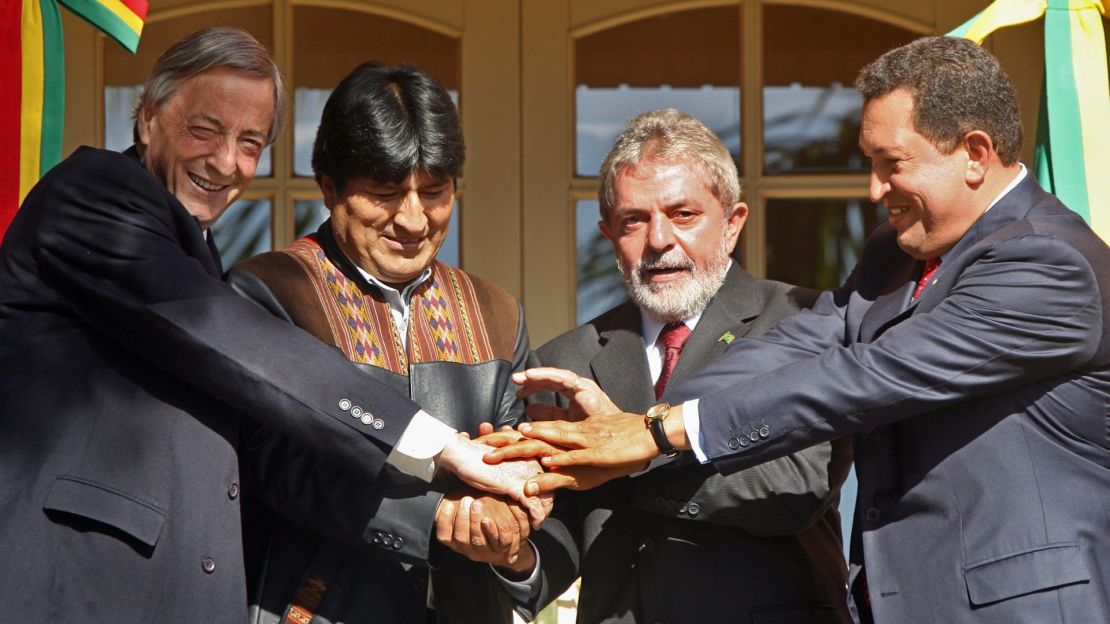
948, 0, 1110, 242
0, 0, 146, 238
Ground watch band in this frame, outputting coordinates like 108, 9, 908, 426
645, 402, 679, 458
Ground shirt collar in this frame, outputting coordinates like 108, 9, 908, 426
355, 264, 434, 307
939, 163, 1026, 264
640, 309, 703, 349
984, 163, 1027, 214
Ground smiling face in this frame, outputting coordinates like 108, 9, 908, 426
324, 171, 454, 286
601, 156, 745, 322
860, 89, 983, 260
137, 67, 274, 229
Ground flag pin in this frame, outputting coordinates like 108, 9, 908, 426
718, 331, 735, 344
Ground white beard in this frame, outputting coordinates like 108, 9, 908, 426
618, 240, 731, 322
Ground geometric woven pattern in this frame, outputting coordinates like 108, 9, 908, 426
282, 236, 494, 374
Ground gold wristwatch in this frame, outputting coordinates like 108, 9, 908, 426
645, 402, 679, 458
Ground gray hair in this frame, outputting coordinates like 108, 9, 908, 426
855, 36, 1022, 165
132, 27, 287, 145
598, 109, 740, 223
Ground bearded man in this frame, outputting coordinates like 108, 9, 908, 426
500, 109, 852, 623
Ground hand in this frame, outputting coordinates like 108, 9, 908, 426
513, 367, 622, 422
435, 488, 533, 572
494, 367, 690, 494
436, 435, 554, 528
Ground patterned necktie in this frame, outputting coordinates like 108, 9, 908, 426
654, 322, 693, 400
912, 257, 941, 300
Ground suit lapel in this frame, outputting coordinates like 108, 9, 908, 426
858, 259, 918, 343
669, 264, 759, 388
590, 304, 656, 413
206, 229, 224, 274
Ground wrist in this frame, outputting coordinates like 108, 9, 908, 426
645, 403, 680, 457
497, 541, 537, 579
665, 404, 691, 450
434, 435, 465, 475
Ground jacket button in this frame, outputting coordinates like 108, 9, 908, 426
381, 535, 394, 547
865, 507, 882, 522
748, 431, 760, 443
201, 556, 216, 573
227, 482, 239, 499
738, 436, 750, 447
687, 503, 700, 517
360, 414, 373, 425
372, 419, 385, 430
727, 437, 740, 449
758, 425, 770, 438
339, 399, 352, 411
678, 502, 688, 514
371, 532, 382, 545
350, 406, 363, 418
393, 536, 404, 549
640, 538, 655, 553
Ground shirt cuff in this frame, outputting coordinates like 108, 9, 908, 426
683, 399, 709, 463
386, 410, 457, 482
492, 541, 542, 603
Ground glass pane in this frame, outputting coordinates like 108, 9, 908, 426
763, 6, 917, 174
575, 200, 625, 324
102, 6, 273, 176
292, 6, 461, 178
575, 6, 740, 177
292, 198, 460, 268
576, 86, 740, 178
764, 198, 885, 290
212, 199, 272, 267
294, 199, 330, 240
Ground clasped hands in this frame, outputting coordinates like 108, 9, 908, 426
434, 367, 677, 571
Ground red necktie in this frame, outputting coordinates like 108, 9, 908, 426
912, 258, 941, 300
654, 322, 693, 399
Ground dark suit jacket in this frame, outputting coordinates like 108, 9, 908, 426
671, 176, 1110, 623
228, 222, 529, 624
522, 263, 852, 624
0, 147, 423, 623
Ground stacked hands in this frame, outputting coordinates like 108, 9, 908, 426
433, 367, 668, 574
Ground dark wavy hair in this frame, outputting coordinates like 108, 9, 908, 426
311, 62, 464, 192
856, 36, 1022, 165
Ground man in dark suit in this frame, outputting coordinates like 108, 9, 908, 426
502, 37, 1110, 624
0, 28, 543, 623
493, 109, 851, 623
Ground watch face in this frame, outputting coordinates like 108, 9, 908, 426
647, 403, 671, 422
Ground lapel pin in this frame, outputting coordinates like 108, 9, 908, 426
718, 331, 735, 344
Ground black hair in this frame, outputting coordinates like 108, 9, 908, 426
856, 37, 1022, 165
311, 62, 464, 191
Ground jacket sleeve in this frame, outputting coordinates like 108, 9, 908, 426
698, 228, 1103, 474
31, 150, 420, 482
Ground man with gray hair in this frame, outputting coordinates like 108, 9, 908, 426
498, 109, 851, 623
0, 27, 545, 623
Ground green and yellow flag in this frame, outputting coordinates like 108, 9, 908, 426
949, 0, 1109, 241
0, 0, 147, 238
